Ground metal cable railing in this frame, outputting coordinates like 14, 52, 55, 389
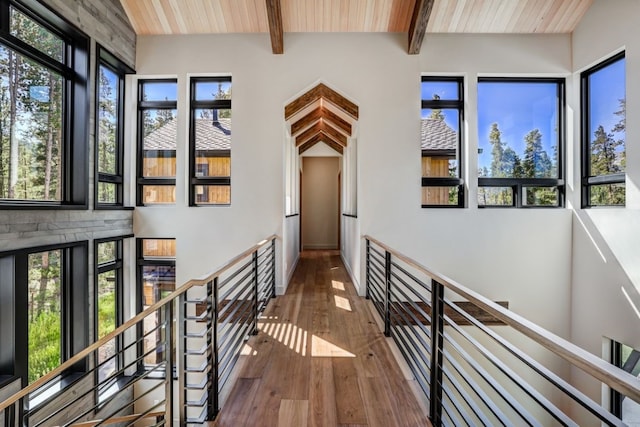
364, 235, 640, 427
0, 235, 277, 426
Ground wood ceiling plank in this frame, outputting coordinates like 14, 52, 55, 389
322, 108, 352, 136
298, 135, 321, 154
299, 132, 344, 155
388, 0, 414, 32
320, 132, 345, 154
296, 122, 323, 146
318, 84, 359, 120
285, 85, 323, 120
408, 0, 435, 54
266, 0, 284, 53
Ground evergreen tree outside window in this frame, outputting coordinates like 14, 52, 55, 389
96, 45, 134, 208
477, 78, 565, 208
421, 77, 464, 207
581, 52, 626, 207
137, 80, 178, 205
189, 76, 232, 206
0, 0, 89, 206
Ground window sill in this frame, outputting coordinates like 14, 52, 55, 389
0, 374, 16, 389
94, 205, 135, 211
0, 202, 88, 210
98, 375, 136, 405
28, 372, 84, 411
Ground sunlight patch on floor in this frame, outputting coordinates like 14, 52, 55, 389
334, 295, 352, 312
332, 280, 345, 291
258, 320, 354, 358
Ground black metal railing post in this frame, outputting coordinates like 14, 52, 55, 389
252, 250, 259, 336
177, 294, 186, 424
365, 239, 371, 300
163, 302, 174, 425
384, 250, 392, 337
429, 279, 445, 426
271, 238, 277, 298
212, 277, 220, 418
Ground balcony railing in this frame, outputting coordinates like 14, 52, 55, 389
364, 235, 640, 427
0, 235, 277, 426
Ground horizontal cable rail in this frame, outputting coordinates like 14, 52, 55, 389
364, 235, 640, 427
0, 235, 277, 426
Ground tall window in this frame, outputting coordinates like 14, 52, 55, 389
95, 46, 134, 207
189, 76, 231, 206
0, 242, 88, 389
0, 0, 88, 206
477, 78, 565, 208
137, 80, 178, 205
611, 341, 640, 421
95, 238, 125, 383
581, 52, 626, 207
421, 77, 464, 207
136, 238, 175, 367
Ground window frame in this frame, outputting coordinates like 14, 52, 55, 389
135, 238, 176, 373
0, 241, 89, 403
136, 78, 178, 206
610, 340, 640, 419
189, 76, 232, 206
580, 51, 626, 208
421, 76, 465, 208
94, 45, 134, 209
477, 77, 566, 208
0, 0, 89, 208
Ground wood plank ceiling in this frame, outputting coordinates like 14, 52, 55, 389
120, 0, 593, 54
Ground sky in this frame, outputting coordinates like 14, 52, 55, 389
588, 57, 626, 139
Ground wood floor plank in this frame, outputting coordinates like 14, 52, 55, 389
277, 399, 309, 427
215, 250, 431, 427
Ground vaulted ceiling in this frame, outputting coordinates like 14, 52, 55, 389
120, 0, 593, 54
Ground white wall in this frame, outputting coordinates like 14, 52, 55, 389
570, 0, 640, 417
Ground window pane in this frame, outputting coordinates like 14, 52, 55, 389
422, 186, 459, 206
478, 82, 559, 179
523, 187, 559, 207
142, 239, 176, 258
194, 80, 232, 101
194, 109, 231, 168
28, 250, 62, 384
10, 7, 64, 62
422, 109, 459, 177
620, 344, 640, 423
478, 187, 513, 206
421, 81, 459, 101
590, 183, 625, 206
97, 182, 117, 204
141, 265, 175, 365
142, 185, 175, 204
97, 270, 116, 382
0, 46, 63, 201
587, 57, 625, 178
194, 185, 231, 205
143, 109, 177, 180
97, 241, 117, 265
98, 65, 118, 175
142, 81, 177, 102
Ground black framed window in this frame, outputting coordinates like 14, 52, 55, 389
611, 340, 640, 421
0, 0, 89, 207
189, 76, 231, 206
95, 45, 134, 208
421, 77, 464, 207
581, 52, 626, 207
94, 237, 127, 386
477, 78, 565, 208
136, 238, 175, 368
0, 242, 88, 394
137, 79, 177, 205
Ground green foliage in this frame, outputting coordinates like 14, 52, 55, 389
98, 291, 116, 339
28, 310, 60, 383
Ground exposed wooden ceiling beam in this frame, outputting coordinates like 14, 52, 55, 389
296, 122, 323, 146
296, 120, 347, 147
265, 0, 283, 54
322, 108, 352, 135
408, 0, 435, 55
291, 107, 323, 136
298, 132, 344, 155
320, 120, 347, 146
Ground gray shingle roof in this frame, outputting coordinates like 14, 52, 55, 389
144, 118, 231, 151
421, 118, 457, 151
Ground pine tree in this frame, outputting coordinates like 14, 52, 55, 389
489, 123, 504, 177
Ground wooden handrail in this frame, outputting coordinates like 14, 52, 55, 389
0, 235, 277, 413
363, 235, 640, 403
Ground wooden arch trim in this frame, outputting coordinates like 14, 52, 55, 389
298, 132, 344, 155
296, 121, 347, 147
291, 106, 352, 136
285, 83, 359, 121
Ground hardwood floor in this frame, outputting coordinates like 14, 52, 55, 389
214, 250, 431, 427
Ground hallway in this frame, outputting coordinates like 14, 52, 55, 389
214, 251, 431, 426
